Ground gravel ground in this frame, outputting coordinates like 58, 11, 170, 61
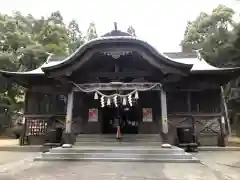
0, 151, 239, 180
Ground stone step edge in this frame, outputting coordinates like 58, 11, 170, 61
74, 144, 165, 146
43, 152, 191, 156
50, 150, 185, 153
51, 147, 184, 151
50, 149, 185, 153
34, 157, 200, 163
75, 140, 162, 141
76, 134, 161, 136
74, 142, 164, 144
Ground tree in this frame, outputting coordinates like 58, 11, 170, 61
0, 11, 100, 128
36, 11, 70, 56
127, 26, 136, 36
68, 20, 85, 53
181, 5, 237, 66
0, 11, 71, 126
48, 11, 64, 26
0, 13, 46, 123
86, 22, 98, 41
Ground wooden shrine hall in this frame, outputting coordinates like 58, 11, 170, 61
1, 26, 240, 147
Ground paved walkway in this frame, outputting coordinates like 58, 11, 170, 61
0, 151, 239, 179
0, 139, 18, 147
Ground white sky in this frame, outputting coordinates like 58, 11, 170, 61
0, 0, 239, 52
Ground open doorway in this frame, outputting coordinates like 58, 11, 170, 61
101, 107, 117, 134
120, 107, 139, 134
101, 106, 139, 134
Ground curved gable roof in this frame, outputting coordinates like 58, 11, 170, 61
41, 35, 193, 73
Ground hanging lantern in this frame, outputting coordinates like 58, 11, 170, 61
134, 91, 139, 99
122, 97, 127, 106
94, 92, 98, 100
107, 98, 111, 106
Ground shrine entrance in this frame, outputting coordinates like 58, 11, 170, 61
101, 106, 140, 134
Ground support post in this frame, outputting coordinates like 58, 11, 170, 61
220, 86, 231, 135
62, 90, 74, 148
160, 89, 171, 148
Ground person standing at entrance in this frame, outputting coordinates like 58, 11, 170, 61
114, 116, 121, 139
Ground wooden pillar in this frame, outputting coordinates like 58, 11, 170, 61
161, 89, 171, 148
187, 91, 191, 113
62, 90, 74, 148
220, 86, 231, 135
219, 86, 229, 147
66, 91, 74, 133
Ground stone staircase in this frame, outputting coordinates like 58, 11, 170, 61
35, 134, 200, 163
75, 134, 163, 145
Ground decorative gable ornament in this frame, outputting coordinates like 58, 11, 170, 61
103, 51, 132, 59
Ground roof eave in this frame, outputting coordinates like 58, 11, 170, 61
0, 70, 46, 87
42, 37, 193, 72
191, 67, 240, 74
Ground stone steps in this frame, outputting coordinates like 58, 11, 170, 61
74, 142, 163, 146
35, 146, 199, 163
35, 134, 200, 163
75, 138, 162, 142
35, 156, 200, 163
35, 148, 199, 163
75, 134, 162, 143
49, 146, 186, 154
40, 152, 193, 160
77, 134, 161, 137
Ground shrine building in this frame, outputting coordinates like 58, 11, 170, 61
1, 28, 240, 147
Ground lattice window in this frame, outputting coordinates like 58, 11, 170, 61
26, 119, 48, 136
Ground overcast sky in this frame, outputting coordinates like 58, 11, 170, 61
0, 0, 239, 52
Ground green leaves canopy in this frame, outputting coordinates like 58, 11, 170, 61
0, 11, 98, 116
181, 5, 240, 66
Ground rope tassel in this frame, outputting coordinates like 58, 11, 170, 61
122, 97, 127, 105
107, 98, 111, 106
134, 91, 139, 99
94, 92, 98, 99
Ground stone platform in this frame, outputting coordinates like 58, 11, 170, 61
35, 134, 200, 163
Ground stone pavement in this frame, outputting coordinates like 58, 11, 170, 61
0, 151, 37, 165
0, 139, 18, 147
0, 151, 239, 180
195, 151, 240, 180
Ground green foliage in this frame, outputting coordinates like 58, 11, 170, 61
68, 20, 85, 53
181, 4, 239, 66
0, 11, 98, 124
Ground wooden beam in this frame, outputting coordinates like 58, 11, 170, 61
73, 82, 162, 92
77, 71, 156, 79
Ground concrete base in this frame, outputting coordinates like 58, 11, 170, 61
35, 134, 199, 163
